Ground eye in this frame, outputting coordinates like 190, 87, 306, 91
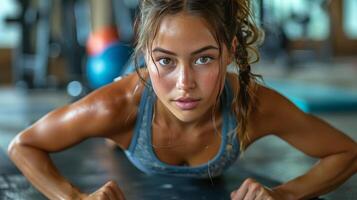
158, 58, 173, 66
195, 56, 213, 65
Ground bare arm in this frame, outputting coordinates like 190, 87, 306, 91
248, 85, 357, 199
7, 75, 140, 199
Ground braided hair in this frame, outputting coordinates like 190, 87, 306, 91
133, 0, 263, 151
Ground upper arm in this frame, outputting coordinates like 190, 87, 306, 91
248, 85, 357, 158
12, 76, 141, 153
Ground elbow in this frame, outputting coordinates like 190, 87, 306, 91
7, 134, 27, 163
7, 135, 21, 161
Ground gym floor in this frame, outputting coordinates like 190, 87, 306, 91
1, 59, 357, 199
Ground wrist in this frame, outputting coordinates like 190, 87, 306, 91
272, 187, 296, 200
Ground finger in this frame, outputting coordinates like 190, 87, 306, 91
104, 190, 113, 200
232, 187, 248, 200
243, 179, 260, 200
253, 187, 266, 200
232, 179, 251, 200
106, 181, 126, 200
94, 189, 111, 200
243, 187, 256, 200
231, 190, 237, 199
101, 182, 117, 200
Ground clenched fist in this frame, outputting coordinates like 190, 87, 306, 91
230, 178, 285, 200
83, 180, 126, 200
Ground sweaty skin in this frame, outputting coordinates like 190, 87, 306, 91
8, 12, 357, 200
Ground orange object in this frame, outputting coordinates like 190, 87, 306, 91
86, 26, 120, 56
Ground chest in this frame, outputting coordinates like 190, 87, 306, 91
151, 123, 223, 166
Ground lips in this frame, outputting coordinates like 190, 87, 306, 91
174, 97, 200, 110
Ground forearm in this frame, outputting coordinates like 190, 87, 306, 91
273, 151, 357, 200
8, 142, 85, 200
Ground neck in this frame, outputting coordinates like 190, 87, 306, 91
154, 99, 222, 132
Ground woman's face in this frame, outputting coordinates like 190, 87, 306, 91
146, 13, 232, 123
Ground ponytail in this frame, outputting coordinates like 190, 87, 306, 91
230, 0, 262, 151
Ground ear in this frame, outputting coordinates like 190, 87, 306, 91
231, 36, 238, 55
226, 36, 238, 63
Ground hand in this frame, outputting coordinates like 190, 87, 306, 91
230, 178, 284, 200
83, 180, 126, 200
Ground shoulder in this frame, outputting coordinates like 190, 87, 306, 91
225, 72, 305, 142
67, 71, 149, 136
247, 83, 306, 142
246, 83, 357, 158
84, 71, 146, 109
11, 71, 150, 152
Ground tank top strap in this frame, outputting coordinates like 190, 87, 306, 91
221, 78, 239, 148
127, 82, 154, 153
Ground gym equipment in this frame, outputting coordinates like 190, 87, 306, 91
60, 0, 89, 90
112, 0, 138, 42
266, 79, 357, 113
86, 26, 120, 56
259, 0, 332, 66
6, 0, 52, 88
86, 42, 132, 89
5, 0, 90, 90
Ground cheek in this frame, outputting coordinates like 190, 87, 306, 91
145, 54, 174, 96
201, 67, 221, 92
148, 67, 174, 96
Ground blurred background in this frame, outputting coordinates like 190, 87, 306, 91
0, 0, 356, 199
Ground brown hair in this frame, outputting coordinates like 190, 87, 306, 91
132, 0, 262, 151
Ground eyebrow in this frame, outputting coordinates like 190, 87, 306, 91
152, 45, 219, 56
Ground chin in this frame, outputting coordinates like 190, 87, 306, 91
175, 110, 202, 123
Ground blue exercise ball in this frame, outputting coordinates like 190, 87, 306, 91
86, 42, 132, 89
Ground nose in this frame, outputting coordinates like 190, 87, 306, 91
176, 63, 196, 91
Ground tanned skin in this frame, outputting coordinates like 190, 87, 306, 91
8, 12, 357, 200
8, 71, 357, 199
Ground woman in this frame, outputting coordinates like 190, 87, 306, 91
8, 0, 357, 199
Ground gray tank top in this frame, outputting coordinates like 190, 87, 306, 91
125, 79, 240, 178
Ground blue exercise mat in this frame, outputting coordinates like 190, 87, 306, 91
265, 79, 357, 113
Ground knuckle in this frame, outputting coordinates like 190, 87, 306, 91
245, 178, 255, 184
246, 178, 253, 183
108, 180, 118, 188
103, 189, 111, 195
102, 190, 112, 199
230, 190, 236, 198
102, 185, 110, 191
98, 192, 106, 198
243, 180, 250, 186
251, 183, 260, 192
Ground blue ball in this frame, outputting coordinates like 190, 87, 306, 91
86, 42, 132, 89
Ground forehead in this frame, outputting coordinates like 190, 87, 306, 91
152, 13, 218, 50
